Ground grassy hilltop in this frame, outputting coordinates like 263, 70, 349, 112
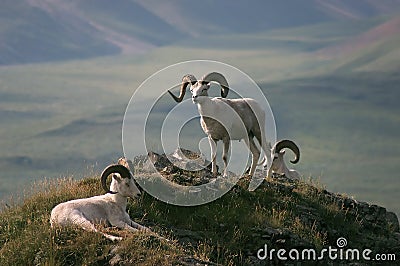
0, 167, 398, 265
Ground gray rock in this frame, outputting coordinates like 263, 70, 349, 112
386, 211, 400, 232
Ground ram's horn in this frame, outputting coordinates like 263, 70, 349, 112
100, 164, 132, 194
273, 139, 300, 164
201, 72, 229, 98
168, 74, 197, 102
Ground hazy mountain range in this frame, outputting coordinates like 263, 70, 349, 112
1, 0, 400, 65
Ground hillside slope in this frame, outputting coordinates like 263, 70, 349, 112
0, 0, 120, 65
316, 16, 400, 72
0, 154, 399, 265
1, 0, 400, 65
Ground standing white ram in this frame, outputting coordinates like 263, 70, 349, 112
168, 72, 299, 177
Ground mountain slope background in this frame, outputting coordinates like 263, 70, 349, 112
1, 0, 400, 64
0, 0, 400, 219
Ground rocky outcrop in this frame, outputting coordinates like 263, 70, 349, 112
134, 148, 216, 186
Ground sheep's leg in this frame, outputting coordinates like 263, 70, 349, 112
113, 220, 150, 233
116, 215, 170, 241
254, 129, 272, 170
128, 220, 148, 231
110, 213, 150, 233
243, 137, 251, 174
69, 210, 122, 241
244, 137, 260, 176
126, 218, 151, 233
266, 161, 274, 178
222, 138, 230, 177
249, 139, 260, 176
208, 136, 218, 175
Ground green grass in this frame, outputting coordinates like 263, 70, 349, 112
0, 177, 185, 265
1, 172, 398, 265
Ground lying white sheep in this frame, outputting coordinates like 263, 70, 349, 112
50, 159, 150, 241
168, 72, 299, 177
267, 139, 301, 180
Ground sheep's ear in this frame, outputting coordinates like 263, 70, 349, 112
280, 150, 286, 155
206, 82, 211, 89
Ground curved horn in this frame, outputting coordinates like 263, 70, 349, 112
201, 72, 229, 98
273, 139, 300, 164
168, 74, 197, 103
100, 164, 132, 194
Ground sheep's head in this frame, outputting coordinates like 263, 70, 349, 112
190, 79, 211, 104
100, 164, 140, 198
272, 139, 300, 164
168, 72, 229, 104
271, 150, 285, 171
